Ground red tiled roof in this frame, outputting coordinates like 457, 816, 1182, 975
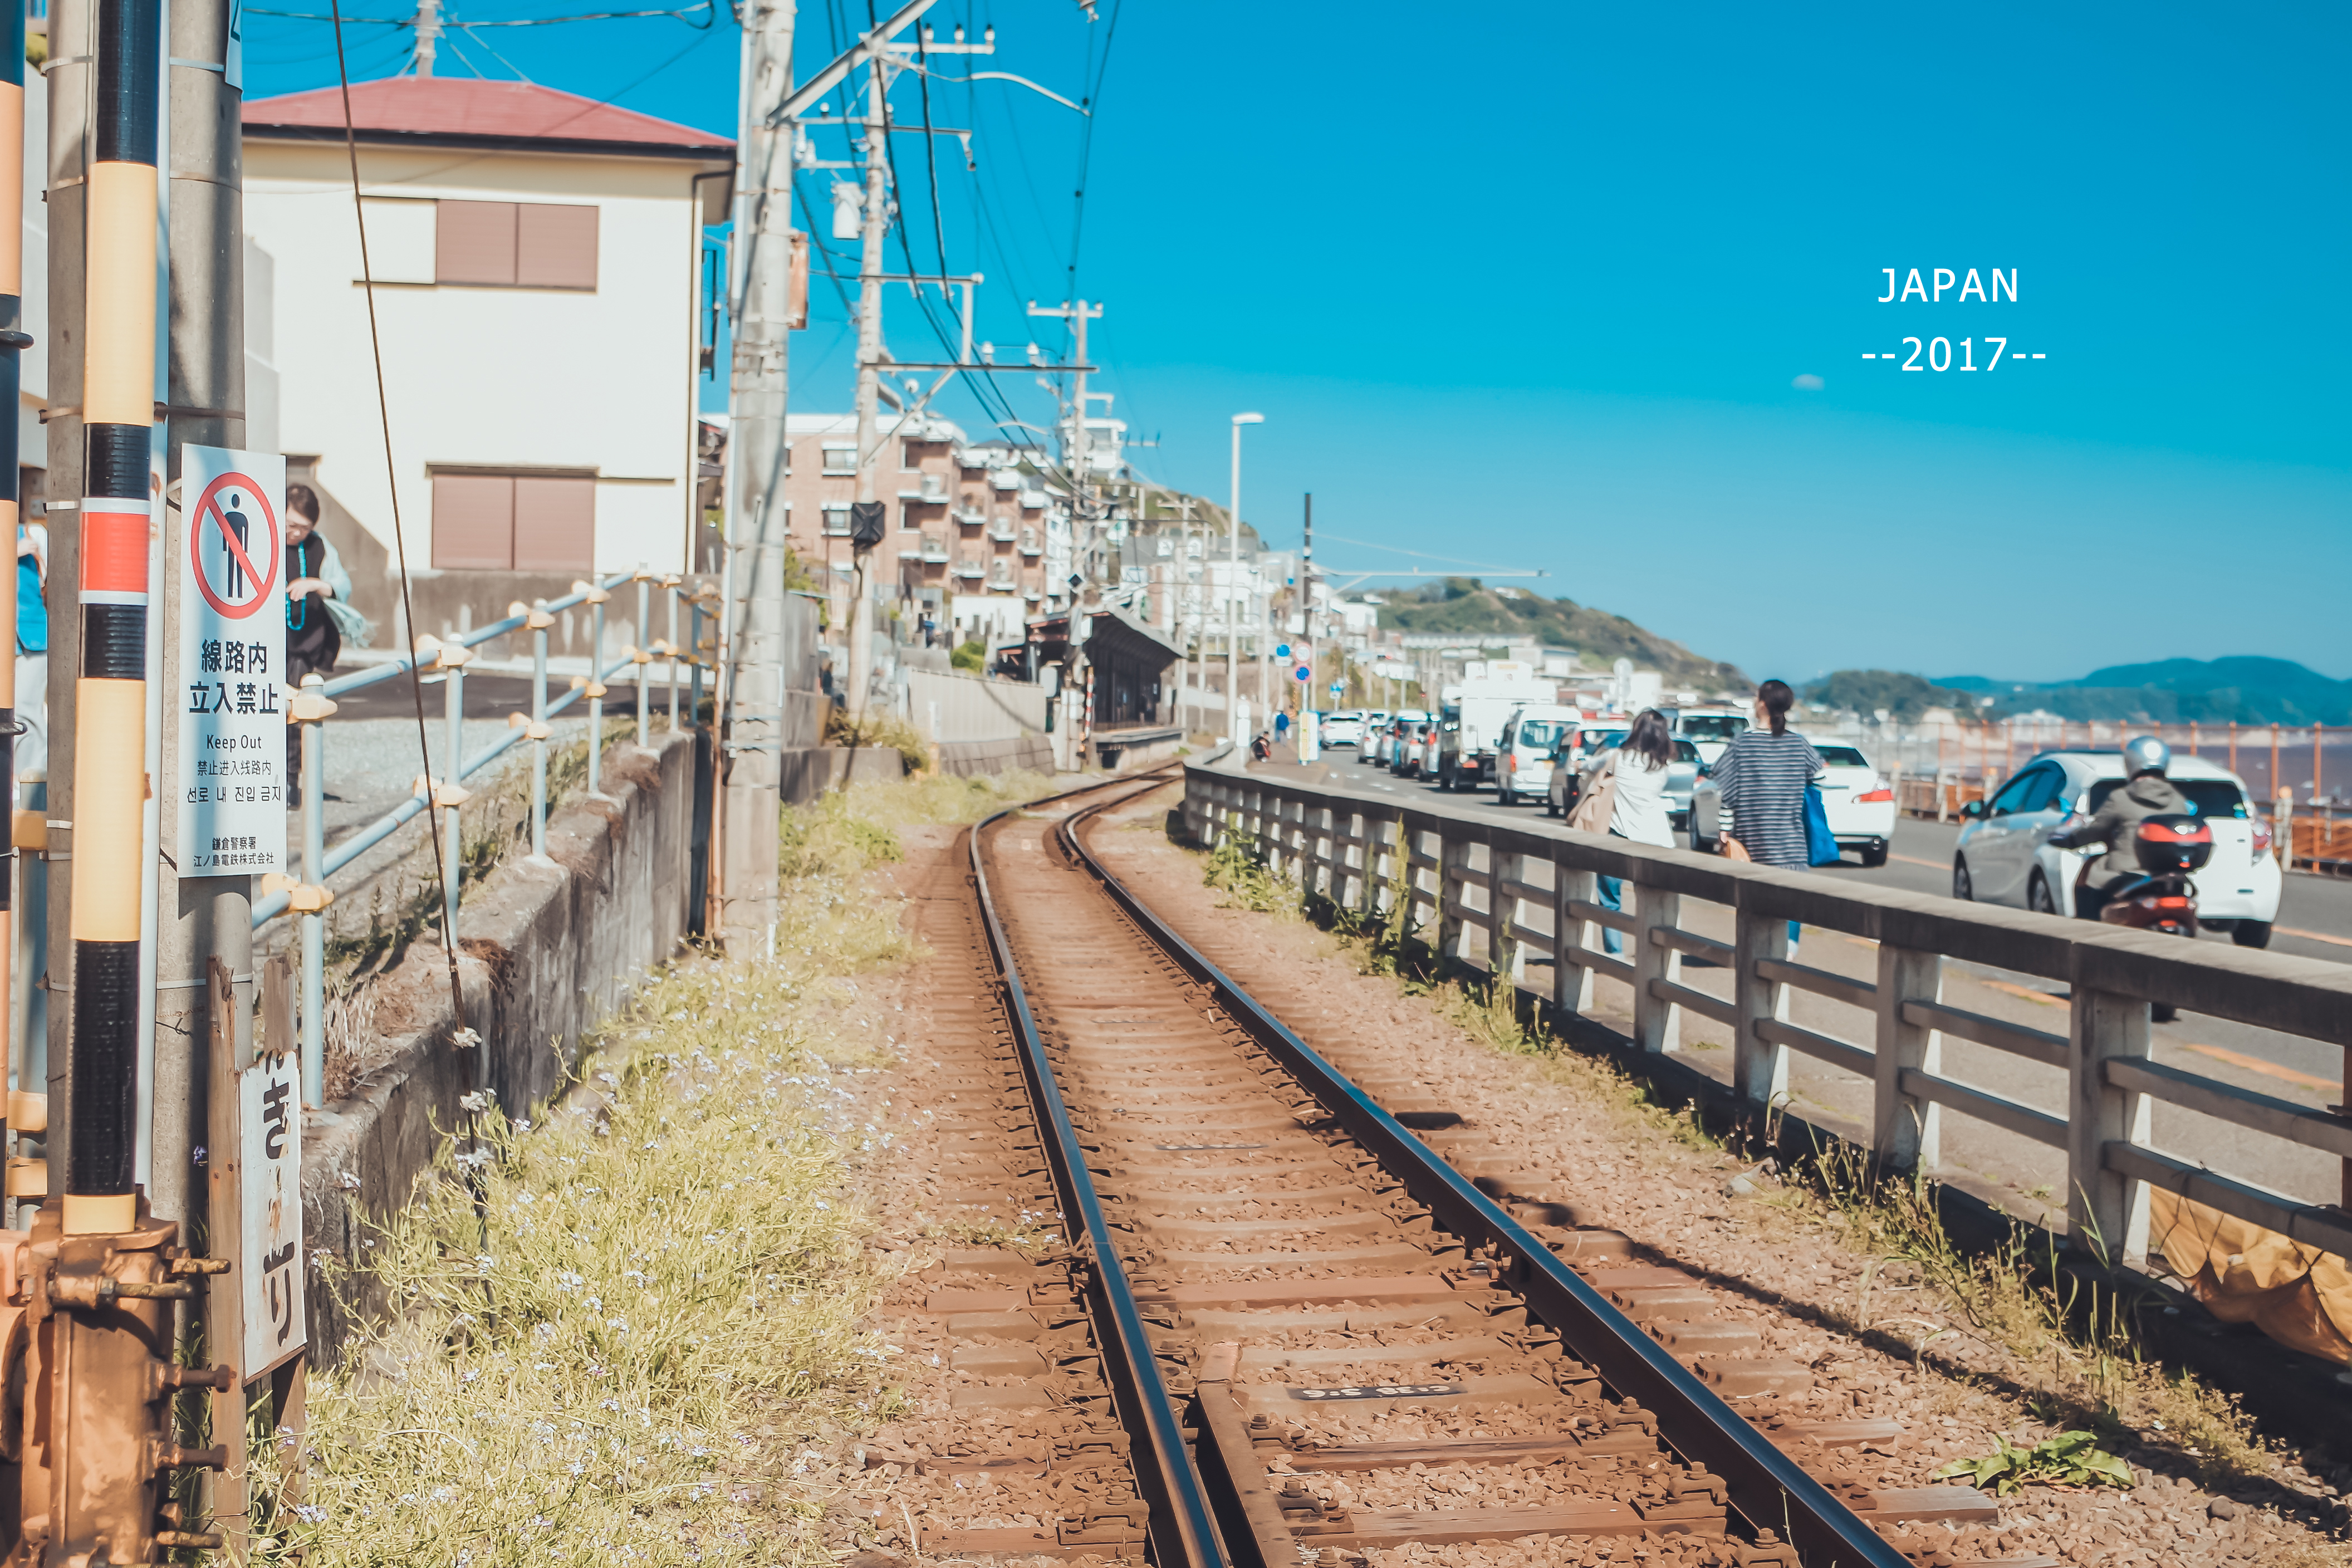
243, 77, 733, 158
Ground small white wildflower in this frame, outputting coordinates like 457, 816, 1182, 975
337, 1170, 361, 1192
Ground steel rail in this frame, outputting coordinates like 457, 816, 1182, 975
968, 768, 1232, 1568
1052, 788, 1913, 1568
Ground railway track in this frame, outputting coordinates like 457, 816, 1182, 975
869, 767, 2040, 1568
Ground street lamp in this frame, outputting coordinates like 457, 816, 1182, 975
1228, 413, 1263, 742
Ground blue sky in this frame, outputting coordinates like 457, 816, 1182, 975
243, 1, 2352, 684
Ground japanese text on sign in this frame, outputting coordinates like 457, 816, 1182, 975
177, 447, 287, 876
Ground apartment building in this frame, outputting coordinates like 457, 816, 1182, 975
242, 77, 732, 644
781, 414, 1052, 639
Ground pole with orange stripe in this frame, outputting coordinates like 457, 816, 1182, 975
66, 0, 160, 1241
13, 0, 233, 1556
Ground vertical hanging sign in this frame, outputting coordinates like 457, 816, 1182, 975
177, 446, 287, 874
238, 1043, 306, 1378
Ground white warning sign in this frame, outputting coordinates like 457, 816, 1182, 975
238, 1048, 307, 1380
177, 446, 288, 876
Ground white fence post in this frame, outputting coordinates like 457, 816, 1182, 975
1631, 878, 1682, 1054
1873, 944, 1943, 1173
1732, 906, 1790, 1108
1437, 831, 1468, 965
2069, 987, 2154, 1266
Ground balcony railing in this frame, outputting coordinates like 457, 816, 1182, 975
988, 517, 1016, 542
919, 537, 950, 564
954, 557, 987, 580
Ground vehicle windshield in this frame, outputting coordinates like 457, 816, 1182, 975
2084, 779, 2250, 819
1679, 716, 1749, 741
1515, 720, 1567, 751
1815, 745, 1871, 768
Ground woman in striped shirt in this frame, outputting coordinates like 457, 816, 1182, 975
1711, 680, 1824, 942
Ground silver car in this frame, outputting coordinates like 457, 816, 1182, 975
1549, 734, 1700, 824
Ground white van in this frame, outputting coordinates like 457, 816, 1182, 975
1494, 704, 1586, 808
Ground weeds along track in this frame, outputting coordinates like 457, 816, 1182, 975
956, 775, 2045, 1568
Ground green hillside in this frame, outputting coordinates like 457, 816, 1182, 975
1376, 580, 1748, 690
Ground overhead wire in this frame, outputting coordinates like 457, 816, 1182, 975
325, 0, 476, 1107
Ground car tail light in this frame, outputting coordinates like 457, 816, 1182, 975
2251, 816, 2275, 857
1505, 754, 1517, 773
1855, 787, 1893, 802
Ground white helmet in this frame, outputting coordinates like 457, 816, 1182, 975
2121, 734, 2170, 776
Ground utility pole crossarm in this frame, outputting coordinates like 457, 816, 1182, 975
770, 0, 938, 126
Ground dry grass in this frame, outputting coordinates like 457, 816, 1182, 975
268, 770, 1054, 1566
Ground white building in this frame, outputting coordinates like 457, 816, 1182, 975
241, 77, 732, 643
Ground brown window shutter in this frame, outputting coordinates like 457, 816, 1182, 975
437, 200, 518, 285
432, 473, 516, 569
516, 203, 599, 290
512, 476, 595, 571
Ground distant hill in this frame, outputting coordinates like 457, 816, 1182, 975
1804, 670, 1983, 721
1376, 579, 1748, 690
1937, 657, 2351, 725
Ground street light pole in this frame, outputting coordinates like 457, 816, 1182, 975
1226, 411, 1261, 739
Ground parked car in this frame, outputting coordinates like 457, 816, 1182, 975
1669, 707, 1751, 770
1494, 704, 1584, 807
1688, 738, 1894, 865
1551, 734, 1702, 823
1321, 710, 1367, 748
1950, 751, 2279, 945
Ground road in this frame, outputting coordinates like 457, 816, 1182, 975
1285, 744, 2351, 1220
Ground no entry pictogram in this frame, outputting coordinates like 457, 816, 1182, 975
190, 471, 281, 619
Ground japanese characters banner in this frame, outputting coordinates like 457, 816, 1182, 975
238, 1048, 307, 1379
177, 446, 287, 876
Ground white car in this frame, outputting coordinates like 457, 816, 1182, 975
1322, 710, 1366, 748
1687, 738, 1895, 866
1671, 708, 1752, 770
1493, 704, 1582, 807
1952, 752, 2280, 946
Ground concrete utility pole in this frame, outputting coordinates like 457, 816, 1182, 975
410, 0, 442, 76
42, 0, 89, 1195
1027, 298, 1100, 746
1226, 411, 1261, 738
721, 0, 796, 953
844, 49, 890, 724
157, 0, 246, 1253
1301, 492, 1313, 718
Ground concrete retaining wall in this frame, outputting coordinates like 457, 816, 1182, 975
299, 730, 699, 1360
940, 734, 1055, 777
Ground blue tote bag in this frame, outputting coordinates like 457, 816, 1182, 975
1804, 785, 1841, 866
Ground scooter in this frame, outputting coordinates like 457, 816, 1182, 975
2072, 812, 2211, 1022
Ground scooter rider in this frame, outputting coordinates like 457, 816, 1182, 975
2047, 735, 2188, 922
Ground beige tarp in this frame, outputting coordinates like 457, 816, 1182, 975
2149, 1189, 2352, 1366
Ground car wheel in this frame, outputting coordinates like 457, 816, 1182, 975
2232, 920, 2273, 949
2027, 871, 2058, 916
1953, 858, 1974, 901
1860, 842, 1889, 869
2152, 1003, 2179, 1024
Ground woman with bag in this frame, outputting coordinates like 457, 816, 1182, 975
1708, 679, 1825, 944
1572, 708, 1676, 954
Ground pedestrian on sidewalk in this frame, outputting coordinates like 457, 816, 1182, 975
1273, 708, 1290, 747
1709, 678, 1824, 947
1592, 708, 1676, 955
1250, 731, 1272, 762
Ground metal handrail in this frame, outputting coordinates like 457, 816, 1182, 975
270, 567, 705, 1106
